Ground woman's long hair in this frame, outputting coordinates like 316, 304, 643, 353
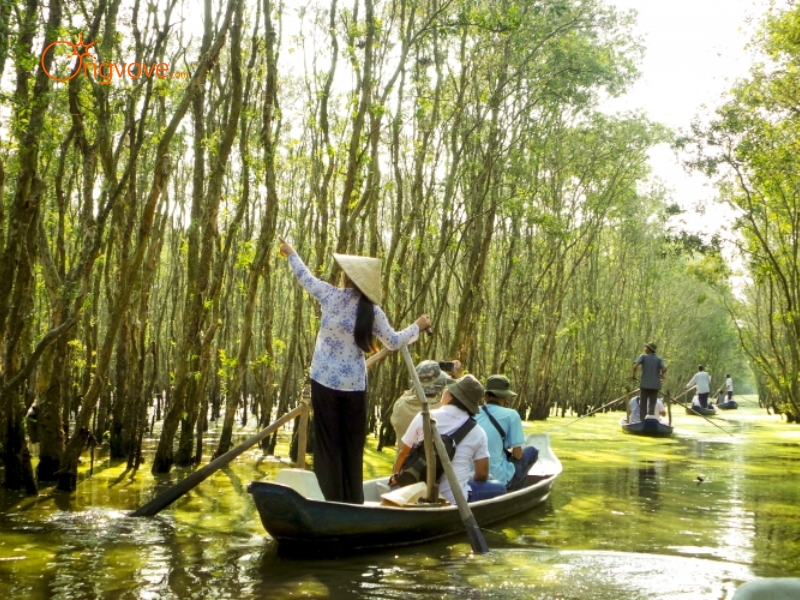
345, 275, 377, 353
354, 293, 377, 353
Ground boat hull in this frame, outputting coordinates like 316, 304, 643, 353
686, 406, 717, 416
248, 433, 561, 551
717, 400, 738, 410
620, 417, 673, 437
249, 475, 556, 550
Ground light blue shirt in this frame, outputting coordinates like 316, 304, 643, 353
288, 252, 419, 391
475, 404, 526, 485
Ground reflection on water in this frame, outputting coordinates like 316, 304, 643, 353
1, 399, 799, 599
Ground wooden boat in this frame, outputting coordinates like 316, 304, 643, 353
620, 416, 673, 437
686, 405, 717, 416
717, 400, 738, 410
248, 433, 562, 551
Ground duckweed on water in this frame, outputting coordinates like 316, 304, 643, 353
1, 396, 799, 599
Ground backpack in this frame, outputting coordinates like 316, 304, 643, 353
394, 418, 477, 487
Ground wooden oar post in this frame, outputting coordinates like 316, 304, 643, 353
399, 346, 439, 503
667, 392, 673, 425
296, 387, 311, 470
399, 345, 489, 554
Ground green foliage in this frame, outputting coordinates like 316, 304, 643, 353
687, 2, 800, 415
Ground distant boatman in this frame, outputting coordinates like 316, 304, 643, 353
686, 365, 712, 409
632, 342, 667, 419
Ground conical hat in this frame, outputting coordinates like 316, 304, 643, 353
333, 253, 383, 305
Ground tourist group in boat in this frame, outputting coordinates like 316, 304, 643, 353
275, 237, 735, 509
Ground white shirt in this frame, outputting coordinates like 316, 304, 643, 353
402, 404, 489, 504
726, 377, 733, 392
629, 397, 665, 424
288, 253, 419, 391
686, 371, 712, 394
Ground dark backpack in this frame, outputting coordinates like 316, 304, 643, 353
395, 418, 477, 487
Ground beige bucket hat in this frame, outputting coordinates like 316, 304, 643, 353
333, 253, 383, 305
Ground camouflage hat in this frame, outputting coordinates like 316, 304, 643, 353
414, 360, 446, 396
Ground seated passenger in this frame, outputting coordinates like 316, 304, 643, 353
391, 375, 506, 504
390, 359, 460, 450
627, 395, 666, 424
475, 375, 539, 492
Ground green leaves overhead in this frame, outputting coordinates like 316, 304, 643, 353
688, 1, 800, 415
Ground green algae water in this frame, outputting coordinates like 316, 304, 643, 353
1, 396, 799, 599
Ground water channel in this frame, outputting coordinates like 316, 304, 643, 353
2, 396, 799, 599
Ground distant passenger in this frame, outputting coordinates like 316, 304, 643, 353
627, 396, 666, 424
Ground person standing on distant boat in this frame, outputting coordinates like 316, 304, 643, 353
725, 373, 734, 401
631, 342, 667, 419
686, 365, 712, 409
279, 237, 430, 504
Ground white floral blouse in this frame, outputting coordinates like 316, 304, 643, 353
288, 252, 420, 391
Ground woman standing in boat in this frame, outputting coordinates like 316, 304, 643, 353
278, 237, 430, 504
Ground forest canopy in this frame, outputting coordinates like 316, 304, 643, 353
0, 0, 757, 494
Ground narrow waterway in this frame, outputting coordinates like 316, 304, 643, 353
2, 396, 799, 599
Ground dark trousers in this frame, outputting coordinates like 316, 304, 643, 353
507, 446, 540, 491
698, 392, 709, 408
639, 389, 659, 417
310, 380, 367, 504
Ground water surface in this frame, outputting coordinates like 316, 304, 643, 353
1, 396, 798, 598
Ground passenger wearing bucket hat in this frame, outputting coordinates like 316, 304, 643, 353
279, 237, 431, 504
475, 375, 539, 491
393, 375, 506, 504
632, 342, 667, 419
390, 360, 462, 450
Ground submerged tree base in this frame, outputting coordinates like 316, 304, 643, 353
151, 453, 174, 474
2, 424, 38, 495
36, 456, 61, 483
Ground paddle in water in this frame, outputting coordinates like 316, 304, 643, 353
399, 345, 489, 554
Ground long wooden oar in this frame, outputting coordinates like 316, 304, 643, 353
399, 347, 439, 503
132, 347, 392, 518
665, 391, 735, 436
672, 386, 696, 403
548, 389, 640, 432
400, 345, 489, 554
366, 347, 392, 368
131, 404, 305, 517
